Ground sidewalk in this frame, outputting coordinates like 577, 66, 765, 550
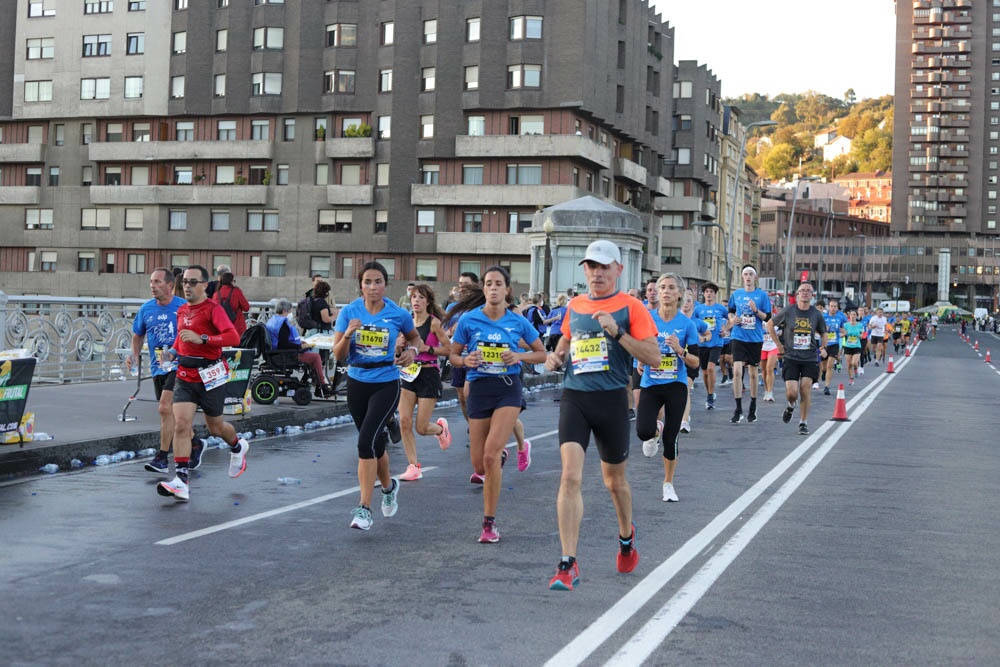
0, 372, 559, 478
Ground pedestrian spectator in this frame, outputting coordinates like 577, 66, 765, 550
265, 299, 334, 398
205, 263, 230, 299
305, 280, 338, 336
213, 271, 250, 336
172, 267, 185, 298
544, 240, 660, 591
542, 294, 568, 352
304, 273, 323, 299
398, 282, 416, 312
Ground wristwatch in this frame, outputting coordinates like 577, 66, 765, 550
613, 329, 624, 341
200, 334, 209, 343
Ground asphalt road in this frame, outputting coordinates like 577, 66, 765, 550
3, 328, 998, 666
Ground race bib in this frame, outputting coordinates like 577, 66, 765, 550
355, 325, 390, 358
741, 313, 756, 329
650, 354, 678, 381
198, 360, 229, 390
793, 334, 810, 350
570, 331, 609, 374
845, 335, 859, 346
704, 316, 716, 330
399, 362, 421, 383
826, 331, 837, 343
478, 342, 509, 375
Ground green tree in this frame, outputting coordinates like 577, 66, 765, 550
762, 143, 798, 180
771, 102, 798, 125
844, 88, 857, 105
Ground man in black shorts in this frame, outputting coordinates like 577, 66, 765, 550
767, 283, 827, 436
544, 240, 660, 591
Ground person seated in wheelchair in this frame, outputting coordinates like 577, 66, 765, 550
265, 299, 334, 398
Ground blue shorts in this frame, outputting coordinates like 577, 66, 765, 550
466, 374, 525, 419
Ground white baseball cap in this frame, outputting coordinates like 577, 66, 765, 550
579, 240, 622, 266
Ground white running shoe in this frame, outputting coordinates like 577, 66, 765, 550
350, 505, 373, 530
228, 438, 249, 478
680, 419, 691, 434
156, 476, 189, 502
642, 420, 662, 457
662, 482, 679, 502
812, 382, 820, 390
763, 391, 774, 402
380, 478, 399, 517
858, 367, 865, 375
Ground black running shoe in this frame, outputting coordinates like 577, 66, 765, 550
627, 408, 636, 421
387, 413, 402, 444
798, 422, 809, 436
823, 387, 831, 396
189, 438, 206, 470
782, 405, 795, 424
747, 409, 757, 424
730, 409, 743, 424
144, 451, 169, 474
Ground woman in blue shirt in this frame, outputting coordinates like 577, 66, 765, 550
447, 266, 546, 544
542, 294, 568, 351
333, 262, 421, 532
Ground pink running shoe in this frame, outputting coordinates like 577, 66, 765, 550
399, 463, 422, 481
469, 472, 485, 484
436, 417, 452, 450
478, 519, 500, 543
517, 439, 532, 472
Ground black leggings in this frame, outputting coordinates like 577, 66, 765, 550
346, 377, 400, 460
636, 382, 688, 461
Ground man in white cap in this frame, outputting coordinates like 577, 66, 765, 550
544, 239, 660, 591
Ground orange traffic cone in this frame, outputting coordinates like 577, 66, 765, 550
905, 345, 911, 357
830, 383, 850, 421
986, 350, 992, 363
975, 340, 979, 351
886, 356, 895, 373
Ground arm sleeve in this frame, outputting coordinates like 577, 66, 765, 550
212, 305, 240, 347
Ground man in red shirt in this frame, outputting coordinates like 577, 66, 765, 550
157, 265, 247, 502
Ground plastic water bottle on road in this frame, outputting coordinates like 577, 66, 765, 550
277, 477, 302, 485
39, 463, 59, 474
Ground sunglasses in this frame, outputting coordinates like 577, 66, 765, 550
181, 279, 206, 286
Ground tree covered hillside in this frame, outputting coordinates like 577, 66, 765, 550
724, 91, 894, 180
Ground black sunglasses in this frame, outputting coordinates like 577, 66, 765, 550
181, 279, 206, 286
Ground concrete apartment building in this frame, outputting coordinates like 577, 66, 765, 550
0, 0, 676, 300
893, 0, 1000, 309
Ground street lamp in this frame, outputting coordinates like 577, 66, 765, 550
780, 175, 821, 306
542, 217, 554, 300
692, 220, 729, 295
856, 234, 867, 307
725, 120, 778, 296
816, 210, 834, 300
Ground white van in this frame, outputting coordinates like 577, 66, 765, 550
878, 300, 911, 313
974, 307, 989, 322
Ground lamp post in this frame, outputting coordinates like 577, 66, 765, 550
542, 217, 554, 300
816, 209, 834, 300
725, 119, 778, 296
856, 234, 867, 307
693, 220, 729, 296
780, 175, 820, 306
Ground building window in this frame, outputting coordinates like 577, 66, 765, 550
463, 165, 483, 185
25, 209, 54, 230
510, 15, 543, 40
84, 2, 113, 15
416, 259, 438, 281
341, 257, 354, 279
467, 115, 485, 136
520, 115, 543, 135
24, 80, 53, 102
326, 70, 355, 94
341, 117, 362, 135
319, 209, 352, 233
282, 118, 295, 141
124, 76, 143, 99
105, 122, 123, 142
459, 260, 481, 276
420, 115, 434, 139
328, 23, 357, 47
422, 67, 436, 92
508, 64, 541, 88
253, 0, 283, 4
416, 210, 435, 234
28, 0, 56, 17
376, 163, 390, 186
174, 166, 192, 184
375, 210, 388, 234
315, 163, 328, 185
127, 253, 145, 274
253, 27, 284, 50
276, 164, 289, 185
129, 1, 145, 9
421, 164, 439, 185
176, 0, 188, 8
216, 166, 235, 184
251, 72, 282, 96
171, 76, 185, 98
81, 166, 93, 185
251, 119, 269, 140
40, 251, 58, 272
48, 166, 59, 186
424, 19, 437, 44
248, 210, 279, 231
378, 116, 391, 139
674, 81, 693, 98
465, 66, 479, 90
216, 29, 228, 52
248, 165, 268, 185
172, 32, 186, 54
375, 259, 396, 279
126, 33, 144, 55
379, 69, 393, 93
217, 120, 236, 141
124, 209, 143, 230
674, 148, 691, 165
26, 37, 54, 60
266, 256, 286, 277
381, 22, 394, 45
169, 210, 187, 230
214, 74, 226, 97
82, 208, 111, 229
467, 17, 480, 42
53, 124, 65, 145
78, 252, 96, 273
341, 164, 361, 186
26, 168, 42, 186
310, 256, 331, 278
463, 212, 482, 233
211, 210, 230, 231
506, 164, 542, 185
175, 121, 194, 141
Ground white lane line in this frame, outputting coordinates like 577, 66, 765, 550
157, 428, 562, 546
547, 356, 910, 666
604, 368, 895, 665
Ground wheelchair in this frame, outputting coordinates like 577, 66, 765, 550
240, 324, 340, 406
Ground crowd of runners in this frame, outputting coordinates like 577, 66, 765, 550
131, 240, 933, 592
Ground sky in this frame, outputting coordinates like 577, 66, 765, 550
649, 0, 897, 101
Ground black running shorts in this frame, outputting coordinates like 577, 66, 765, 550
558, 388, 630, 464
